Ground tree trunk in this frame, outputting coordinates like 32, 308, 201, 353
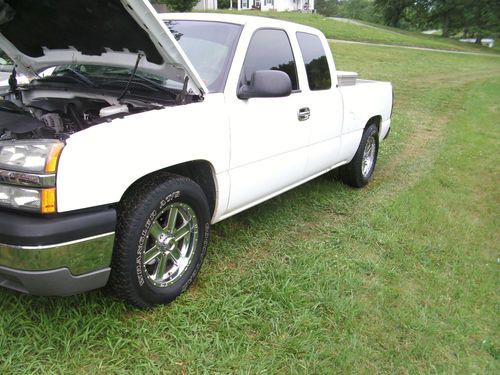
442, 15, 450, 38
390, 10, 401, 27
475, 36, 482, 44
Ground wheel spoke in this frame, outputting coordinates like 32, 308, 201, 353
169, 246, 182, 266
174, 223, 191, 242
361, 136, 376, 177
143, 245, 161, 264
165, 207, 179, 232
141, 201, 200, 288
150, 221, 164, 240
154, 253, 168, 280
365, 141, 373, 157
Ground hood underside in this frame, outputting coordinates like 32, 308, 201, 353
0, 0, 206, 94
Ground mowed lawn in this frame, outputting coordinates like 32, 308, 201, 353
1, 35, 500, 375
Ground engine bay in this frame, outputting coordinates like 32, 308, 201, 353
0, 86, 167, 141
0, 70, 201, 141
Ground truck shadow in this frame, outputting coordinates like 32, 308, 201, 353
0, 171, 350, 319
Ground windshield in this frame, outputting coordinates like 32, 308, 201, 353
41, 64, 184, 98
0, 48, 13, 74
165, 20, 242, 93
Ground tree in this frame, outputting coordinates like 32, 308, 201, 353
374, 0, 413, 27
463, 0, 500, 42
315, 0, 341, 17
154, 0, 199, 12
337, 0, 382, 24
422, 0, 464, 37
423, 0, 500, 41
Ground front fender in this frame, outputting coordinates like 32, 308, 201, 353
56, 94, 229, 212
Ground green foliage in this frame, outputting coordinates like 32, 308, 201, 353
426, 0, 463, 37
374, 0, 413, 27
316, 0, 382, 24
337, 0, 382, 24
218, 0, 231, 8
372, 0, 500, 38
154, 0, 198, 12
315, 0, 340, 17
462, 0, 500, 39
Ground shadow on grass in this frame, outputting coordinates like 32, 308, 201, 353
0, 172, 351, 319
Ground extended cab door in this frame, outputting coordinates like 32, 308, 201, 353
225, 28, 310, 213
295, 32, 344, 175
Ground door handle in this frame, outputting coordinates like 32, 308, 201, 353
298, 107, 310, 121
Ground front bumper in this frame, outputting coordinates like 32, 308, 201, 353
0, 208, 116, 296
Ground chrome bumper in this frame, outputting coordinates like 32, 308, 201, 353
0, 233, 115, 275
0, 233, 114, 296
0, 207, 117, 296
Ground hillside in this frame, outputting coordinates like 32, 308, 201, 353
215, 10, 499, 55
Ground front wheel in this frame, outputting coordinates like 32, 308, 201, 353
340, 123, 379, 188
109, 173, 210, 308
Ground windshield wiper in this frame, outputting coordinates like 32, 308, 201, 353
100, 75, 177, 99
99, 77, 177, 99
52, 67, 97, 87
126, 74, 177, 98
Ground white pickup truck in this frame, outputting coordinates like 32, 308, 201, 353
0, 0, 392, 307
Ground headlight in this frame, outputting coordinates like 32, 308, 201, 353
0, 185, 44, 210
0, 140, 63, 213
0, 140, 64, 173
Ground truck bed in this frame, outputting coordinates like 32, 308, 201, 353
338, 74, 392, 137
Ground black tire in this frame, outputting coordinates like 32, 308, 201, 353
109, 172, 210, 308
340, 123, 379, 188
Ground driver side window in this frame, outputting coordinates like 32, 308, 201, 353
240, 29, 299, 91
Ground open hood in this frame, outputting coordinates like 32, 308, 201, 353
0, 0, 207, 95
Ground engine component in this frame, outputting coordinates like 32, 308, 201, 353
40, 113, 64, 133
99, 104, 129, 118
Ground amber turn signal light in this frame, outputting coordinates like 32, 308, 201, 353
41, 188, 57, 214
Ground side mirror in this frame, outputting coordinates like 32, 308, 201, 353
238, 70, 292, 99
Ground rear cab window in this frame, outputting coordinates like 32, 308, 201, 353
240, 28, 299, 91
296, 32, 331, 91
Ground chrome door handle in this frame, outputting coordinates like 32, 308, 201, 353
298, 107, 310, 121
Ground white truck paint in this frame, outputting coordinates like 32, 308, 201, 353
56, 13, 392, 222
0, 5, 392, 303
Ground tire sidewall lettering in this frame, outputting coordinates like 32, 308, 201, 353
136, 191, 184, 287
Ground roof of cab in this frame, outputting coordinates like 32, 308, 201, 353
160, 12, 321, 34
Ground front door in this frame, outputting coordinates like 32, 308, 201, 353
226, 28, 310, 213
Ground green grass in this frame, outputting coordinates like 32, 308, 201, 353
1, 18, 500, 375
215, 10, 500, 55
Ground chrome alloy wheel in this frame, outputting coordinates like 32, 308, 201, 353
142, 202, 199, 288
361, 135, 376, 178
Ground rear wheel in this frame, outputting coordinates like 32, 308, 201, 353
340, 123, 379, 188
109, 173, 210, 308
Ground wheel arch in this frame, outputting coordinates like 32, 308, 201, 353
365, 115, 382, 133
119, 160, 218, 218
